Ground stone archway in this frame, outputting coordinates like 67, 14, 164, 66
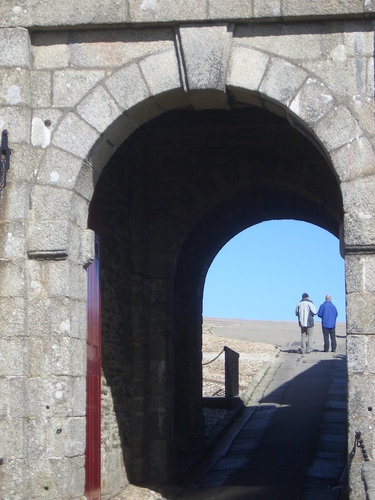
92, 103, 343, 488
22, 22, 375, 497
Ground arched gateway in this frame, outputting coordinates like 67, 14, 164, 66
1, 7, 375, 499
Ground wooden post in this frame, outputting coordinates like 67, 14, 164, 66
224, 346, 239, 398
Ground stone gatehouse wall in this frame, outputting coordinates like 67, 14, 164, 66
1, 2, 375, 499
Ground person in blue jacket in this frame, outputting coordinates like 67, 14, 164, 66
317, 294, 338, 352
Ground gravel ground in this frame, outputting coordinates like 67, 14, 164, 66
202, 328, 277, 398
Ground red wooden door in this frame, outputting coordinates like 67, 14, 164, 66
85, 236, 101, 500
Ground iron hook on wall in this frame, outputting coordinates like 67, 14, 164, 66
1, 130, 11, 187
0, 130, 11, 208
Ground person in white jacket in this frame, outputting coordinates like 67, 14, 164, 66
295, 293, 318, 354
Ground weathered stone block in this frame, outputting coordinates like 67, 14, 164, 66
260, 58, 307, 105
0, 297, 27, 338
0, 28, 30, 67
342, 27, 374, 59
349, 93, 375, 138
28, 297, 70, 338
314, 105, 362, 152
29, 335, 71, 376
70, 338, 86, 377
347, 335, 367, 372
37, 148, 82, 190
124, 96, 164, 126
53, 69, 105, 109
27, 417, 47, 459
7, 144, 39, 183
8, 378, 27, 419
66, 262, 87, 301
27, 377, 72, 418
236, 25, 324, 61
31, 1, 128, 28
331, 137, 375, 183
27, 220, 69, 259
365, 0, 375, 11
140, 49, 181, 96
106, 63, 150, 111
363, 256, 375, 294
68, 28, 175, 68
0, 221, 26, 259
63, 417, 86, 457
0, 260, 25, 297
0, 69, 30, 107
68, 456, 86, 498
74, 159, 94, 201
1, 180, 30, 221
68, 192, 88, 231
31, 185, 72, 220
0, 458, 24, 499
303, 54, 369, 101
290, 78, 334, 125
282, 0, 364, 16
27, 456, 81, 499
345, 255, 364, 294
71, 377, 86, 417
0, 378, 9, 417
77, 85, 121, 134
78, 228, 94, 269
70, 299, 87, 340
208, 0, 252, 18
45, 417, 68, 458
86, 134, 117, 174
344, 213, 375, 247
0, 417, 25, 458
31, 32, 70, 69
227, 46, 269, 91
342, 177, 375, 215
367, 337, 375, 374
26, 261, 48, 300
178, 25, 232, 92
52, 112, 99, 159
1, 0, 374, 29
31, 70, 52, 108
128, 0, 206, 22
0, 107, 31, 143
101, 449, 127, 497
347, 294, 375, 334
253, 0, 281, 17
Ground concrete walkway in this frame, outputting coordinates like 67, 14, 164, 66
172, 329, 348, 499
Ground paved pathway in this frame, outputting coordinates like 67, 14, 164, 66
173, 333, 348, 499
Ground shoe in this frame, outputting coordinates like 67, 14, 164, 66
324, 350, 329, 352
331, 350, 336, 353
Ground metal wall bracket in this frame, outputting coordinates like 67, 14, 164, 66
1, 130, 11, 189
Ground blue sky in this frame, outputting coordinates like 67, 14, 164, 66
203, 220, 345, 322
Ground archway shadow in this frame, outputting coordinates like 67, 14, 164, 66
157, 354, 348, 499
90, 104, 345, 491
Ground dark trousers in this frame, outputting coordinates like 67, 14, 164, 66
322, 326, 337, 352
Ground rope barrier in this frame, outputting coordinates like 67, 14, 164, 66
202, 348, 225, 366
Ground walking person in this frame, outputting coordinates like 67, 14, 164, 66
295, 293, 317, 354
317, 294, 338, 352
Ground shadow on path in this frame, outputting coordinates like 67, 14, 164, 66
165, 350, 347, 500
